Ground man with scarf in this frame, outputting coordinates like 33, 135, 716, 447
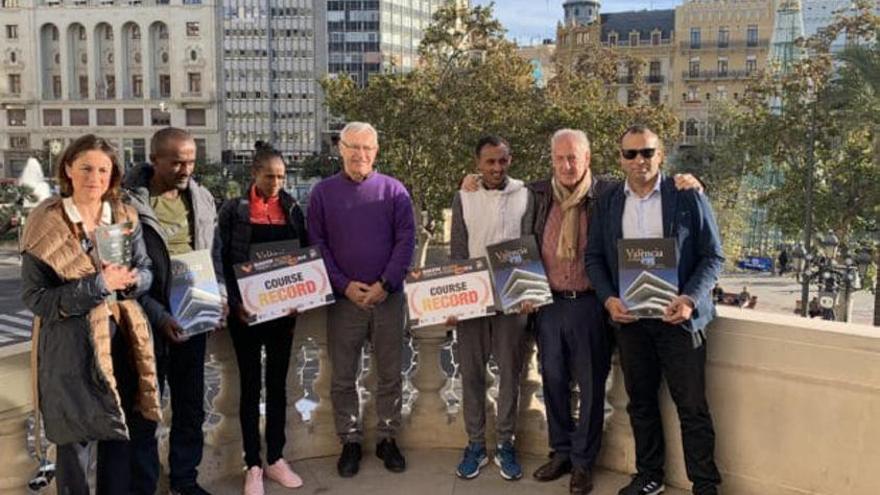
527, 129, 702, 495
448, 135, 533, 481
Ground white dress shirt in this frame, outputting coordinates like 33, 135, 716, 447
622, 175, 663, 239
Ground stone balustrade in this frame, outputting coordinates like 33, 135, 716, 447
1, 307, 879, 494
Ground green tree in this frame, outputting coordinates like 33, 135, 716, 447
322, 1, 679, 265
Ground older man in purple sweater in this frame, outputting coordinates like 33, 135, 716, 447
307, 121, 415, 479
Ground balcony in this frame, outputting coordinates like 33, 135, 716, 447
1, 304, 878, 494
682, 69, 755, 81
680, 39, 770, 51
615, 75, 666, 85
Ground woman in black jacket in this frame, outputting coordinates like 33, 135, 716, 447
215, 142, 308, 494
21, 134, 160, 494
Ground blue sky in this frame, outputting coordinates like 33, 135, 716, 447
472, 0, 682, 45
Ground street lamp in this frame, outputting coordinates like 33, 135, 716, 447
792, 236, 873, 322
820, 230, 839, 260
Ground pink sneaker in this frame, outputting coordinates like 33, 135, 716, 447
265, 458, 304, 489
244, 466, 264, 495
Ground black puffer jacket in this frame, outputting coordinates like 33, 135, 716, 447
21, 198, 155, 444
213, 187, 308, 310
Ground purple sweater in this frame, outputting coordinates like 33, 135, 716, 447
308, 171, 416, 295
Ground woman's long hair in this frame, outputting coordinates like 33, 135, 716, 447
56, 134, 123, 201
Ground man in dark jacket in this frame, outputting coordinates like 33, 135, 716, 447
586, 125, 724, 495
125, 127, 219, 495
525, 129, 703, 495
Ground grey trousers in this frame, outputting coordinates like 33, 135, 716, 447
327, 291, 405, 444
456, 313, 529, 446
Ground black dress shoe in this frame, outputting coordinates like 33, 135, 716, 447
337, 442, 362, 478
376, 438, 406, 473
533, 453, 572, 481
570, 466, 594, 495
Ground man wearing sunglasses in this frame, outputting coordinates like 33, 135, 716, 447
586, 125, 724, 495
459, 131, 702, 495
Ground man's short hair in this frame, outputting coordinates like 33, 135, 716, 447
150, 127, 193, 156
340, 122, 378, 142
619, 124, 658, 145
474, 135, 510, 157
551, 129, 591, 152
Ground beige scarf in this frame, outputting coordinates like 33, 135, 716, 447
23, 197, 162, 429
551, 172, 592, 261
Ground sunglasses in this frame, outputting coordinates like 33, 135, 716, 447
621, 148, 657, 160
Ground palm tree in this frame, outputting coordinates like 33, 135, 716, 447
826, 39, 880, 325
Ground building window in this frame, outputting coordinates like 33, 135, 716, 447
195, 138, 206, 162
5, 24, 18, 39
690, 28, 701, 49
686, 86, 698, 102
97, 108, 116, 125
686, 119, 699, 137
159, 74, 171, 97
717, 58, 728, 77
43, 109, 62, 126
746, 57, 757, 74
716, 86, 728, 100
78, 75, 88, 98
649, 61, 661, 82
69, 108, 89, 126
651, 31, 660, 46
78, 25, 86, 41
689, 59, 700, 78
608, 33, 617, 46
6, 108, 25, 126
629, 32, 639, 47
9, 134, 28, 150
718, 27, 729, 48
104, 75, 115, 98
123, 138, 146, 166
151, 108, 170, 126
123, 108, 143, 126
132, 75, 143, 97
187, 72, 201, 94
52, 75, 61, 98
186, 22, 200, 37
9, 51, 16, 63
747, 25, 759, 47
185, 108, 206, 126
7, 74, 21, 94
131, 25, 140, 39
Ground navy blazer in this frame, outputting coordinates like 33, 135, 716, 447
585, 176, 725, 336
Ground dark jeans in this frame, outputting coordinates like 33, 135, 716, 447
56, 325, 140, 494
229, 315, 295, 468
535, 293, 612, 468
132, 332, 208, 491
615, 319, 721, 492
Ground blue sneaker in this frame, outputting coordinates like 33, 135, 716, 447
494, 442, 523, 481
456, 443, 488, 479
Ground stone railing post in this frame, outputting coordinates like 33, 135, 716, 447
400, 326, 466, 449
288, 308, 339, 459
597, 353, 635, 473
202, 329, 242, 481
0, 344, 38, 494
516, 337, 548, 456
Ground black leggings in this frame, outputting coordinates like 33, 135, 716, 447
229, 315, 295, 468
